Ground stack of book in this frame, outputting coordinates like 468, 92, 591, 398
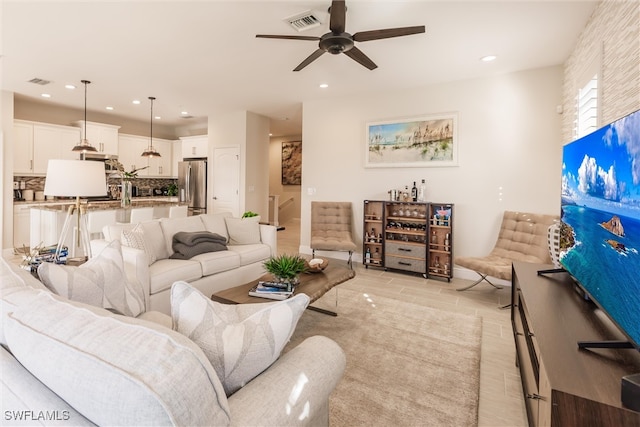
249, 281, 294, 300
20, 244, 69, 271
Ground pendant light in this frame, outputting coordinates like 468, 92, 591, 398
141, 96, 161, 158
72, 80, 98, 153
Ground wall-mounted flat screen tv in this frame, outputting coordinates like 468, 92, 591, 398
560, 108, 640, 349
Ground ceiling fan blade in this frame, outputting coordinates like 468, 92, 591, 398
343, 46, 377, 70
329, 0, 346, 34
353, 25, 425, 42
293, 49, 326, 72
256, 34, 320, 41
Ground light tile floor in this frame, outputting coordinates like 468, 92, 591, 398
277, 218, 528, 427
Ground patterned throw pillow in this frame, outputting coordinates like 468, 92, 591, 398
121, 223, 157, 266
37, 240, 145, 317
170, 281, 309, 395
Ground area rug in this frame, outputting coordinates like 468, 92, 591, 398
285, 288, 482, 427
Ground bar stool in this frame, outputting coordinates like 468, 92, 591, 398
129, 207, 154, 224
87, 210, 118, 240
169, 205, 188, 218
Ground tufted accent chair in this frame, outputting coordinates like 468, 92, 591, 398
455, 210, 559, 291
310, 201, 357, 268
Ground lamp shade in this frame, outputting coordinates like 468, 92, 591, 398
44, 160, 107, 197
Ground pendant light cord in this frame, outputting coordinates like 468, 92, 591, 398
81, 80, 90, 141
149, 96, 155, 151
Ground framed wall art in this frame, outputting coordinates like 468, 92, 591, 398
365, 113, 458, 168
282, 141, 302, 185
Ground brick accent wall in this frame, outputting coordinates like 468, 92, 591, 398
562, 0, 640, 143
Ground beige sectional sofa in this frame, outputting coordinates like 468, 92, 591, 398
92, 212, 277, 314
0, 253, 346, 426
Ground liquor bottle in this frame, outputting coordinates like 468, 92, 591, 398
418, 179, 426, 202
444, 233, 450, 251
365, 247, 371, 263
373, 247, 381, 260
411, 181, 418, 202
431, 230, 438, 249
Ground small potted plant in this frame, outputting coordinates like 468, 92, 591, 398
263, 254, 307, 285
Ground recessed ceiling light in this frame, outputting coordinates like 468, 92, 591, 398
154, 116, 161, 120
41, 93, 51, 98
105, 106, 114, 111
481, 55, 497, 62
132, 99, 141, 105
65, 84, 76, 90
181, 111, 189, 115
319, 83, 329, 88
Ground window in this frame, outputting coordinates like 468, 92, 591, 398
574, 74, 598, 139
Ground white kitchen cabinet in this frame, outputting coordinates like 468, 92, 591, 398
172, 140, 182, 177
13, 204, 33, 248
73, 121, 120, 155
118, 134, 171, 177
147, 138, 172, 177
13, 121, 34, 174
118, 134, 147, 174
180, 135, 208, 159
13, 120, 82, 174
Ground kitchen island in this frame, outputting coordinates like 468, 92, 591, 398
16, 197, 186, 250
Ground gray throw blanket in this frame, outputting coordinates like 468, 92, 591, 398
169, 231, 227, 260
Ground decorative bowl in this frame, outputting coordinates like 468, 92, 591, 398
306, 258, 329, 273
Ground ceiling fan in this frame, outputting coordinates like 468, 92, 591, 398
256, 0, 425, 71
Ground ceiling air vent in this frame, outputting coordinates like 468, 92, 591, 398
28, 78, 51, 85
284, 10, 323, 32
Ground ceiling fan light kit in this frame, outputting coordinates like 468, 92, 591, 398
72, 79, 98, 153
256, 0, 425, 71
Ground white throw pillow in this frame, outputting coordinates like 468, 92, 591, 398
121, 223, 157, 265
171, 280, 309, 395
224, 216, 261, 245
38, 240, 145, 317
4, 292, 230, 426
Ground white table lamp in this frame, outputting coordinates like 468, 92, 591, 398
44, 160, 106, 261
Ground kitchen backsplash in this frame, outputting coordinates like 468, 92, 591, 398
14, 176, 177, 195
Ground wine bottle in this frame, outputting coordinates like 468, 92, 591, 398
411, 181, 418, 201
418, 179, 426, 202
365, 247, 371, 263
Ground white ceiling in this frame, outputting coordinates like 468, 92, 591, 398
1, 0, 599, 137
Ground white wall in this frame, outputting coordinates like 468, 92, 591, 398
245, 112, 270, 217
269, 135, 302, 224
299, 66, 564, 272
208, 110, 270, 217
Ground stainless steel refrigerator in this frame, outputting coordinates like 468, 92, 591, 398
177, 160, 207, 215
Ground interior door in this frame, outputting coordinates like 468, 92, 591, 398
212, 147, 240, 216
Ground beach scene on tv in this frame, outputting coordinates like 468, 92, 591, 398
560, 109, 640, 348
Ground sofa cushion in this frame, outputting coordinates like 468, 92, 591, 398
149, 258, 203, 295
192, 250, 241, 276
200, 212, 232, 243
121, 223, 157, 266
171, 281, 309, 396
4, 292, 231, 426
160, 216, 206, 257
224, 216, 261, 245
227, 243, 271, 266
0, 258, 50, 347
37, 240, 145, 317
140, 220, 169, 261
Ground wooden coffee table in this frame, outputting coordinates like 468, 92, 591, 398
211, 262, 355, 316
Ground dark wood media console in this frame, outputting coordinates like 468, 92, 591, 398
511, 261, 640, 426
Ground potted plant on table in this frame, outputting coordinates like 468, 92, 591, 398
263, 254, 307, 286
106, 159, 148, 207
